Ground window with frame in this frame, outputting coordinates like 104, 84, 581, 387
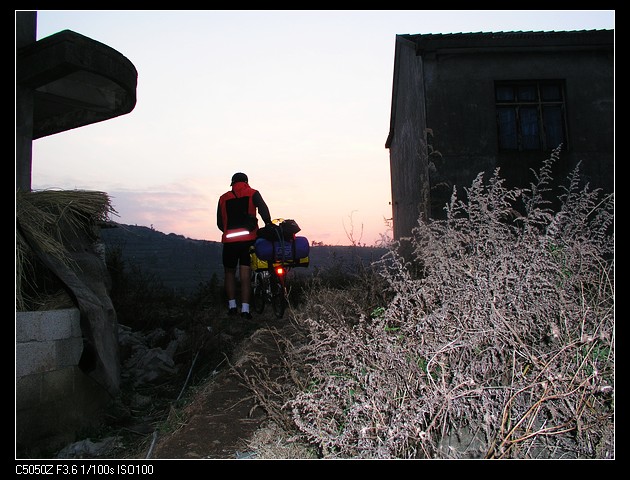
495, 81, 567, 152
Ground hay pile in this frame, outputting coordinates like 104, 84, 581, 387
15, 189, 117, 311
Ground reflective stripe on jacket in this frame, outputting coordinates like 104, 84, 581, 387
218, 182, 258, 243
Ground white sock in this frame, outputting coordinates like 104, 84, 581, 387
228, 299, 237, 309
241, 303, 250, 313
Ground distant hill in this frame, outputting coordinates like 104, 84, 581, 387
100, 224, 388, 294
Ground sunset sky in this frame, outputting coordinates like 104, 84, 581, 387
28, 10, 614, 246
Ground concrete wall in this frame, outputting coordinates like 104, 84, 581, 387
16, 308, 110, 455
387, 36, 430, 242
423, 48, 614, 217
387, 31, 614, 238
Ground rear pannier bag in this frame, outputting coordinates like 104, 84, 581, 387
254, 236, 310, 265
257, 219, 301, 242
279, 219, 301, 237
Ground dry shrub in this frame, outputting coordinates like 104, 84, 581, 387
283, 146, 614, 459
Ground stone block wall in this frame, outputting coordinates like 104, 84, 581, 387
16, 308, 110, 456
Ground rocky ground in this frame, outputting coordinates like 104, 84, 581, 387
50, 306, 312, 461
142, 315, 298, 460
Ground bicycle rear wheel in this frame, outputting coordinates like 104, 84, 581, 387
270, 273, 287, 319
252, 271, 266, 314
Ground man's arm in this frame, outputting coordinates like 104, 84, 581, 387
217, 201, 224, 231
253, 191, 272, 224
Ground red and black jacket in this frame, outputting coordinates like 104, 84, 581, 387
217, 181, 271, 243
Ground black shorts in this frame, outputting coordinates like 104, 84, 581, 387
222, 241, 254, 269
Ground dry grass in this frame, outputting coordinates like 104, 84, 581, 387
245, 421, 318, 459
237, 146, 615, 459
15, 188, 117, 311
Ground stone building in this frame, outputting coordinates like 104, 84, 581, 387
15, 11, 137, 454
385, 29, 614, 241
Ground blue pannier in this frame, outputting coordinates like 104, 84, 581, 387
254, 236, 310, 265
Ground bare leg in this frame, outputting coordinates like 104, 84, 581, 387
224, 267, 237, 303
240, 265, 251, 304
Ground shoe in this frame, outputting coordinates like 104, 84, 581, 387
228, 307, 237, 316
241, 311, 253, 320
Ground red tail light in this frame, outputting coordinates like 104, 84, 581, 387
275, 266, 285, 276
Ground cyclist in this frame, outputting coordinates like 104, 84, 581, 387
217, 172, 272, 319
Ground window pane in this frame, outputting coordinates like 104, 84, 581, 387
520, 107, 540, 150
497, 107, 518, 149
543, 106, 563, 149
541, 84, 561, 101
495, 81, 565, 152
517, 85, 537, 102
496, 86, 514, 101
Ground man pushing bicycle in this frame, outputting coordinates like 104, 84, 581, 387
217, 172, 272, 319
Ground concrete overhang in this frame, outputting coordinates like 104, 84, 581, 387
16, 29, 137, 139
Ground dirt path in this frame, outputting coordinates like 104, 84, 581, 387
142, 316, 294, 459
